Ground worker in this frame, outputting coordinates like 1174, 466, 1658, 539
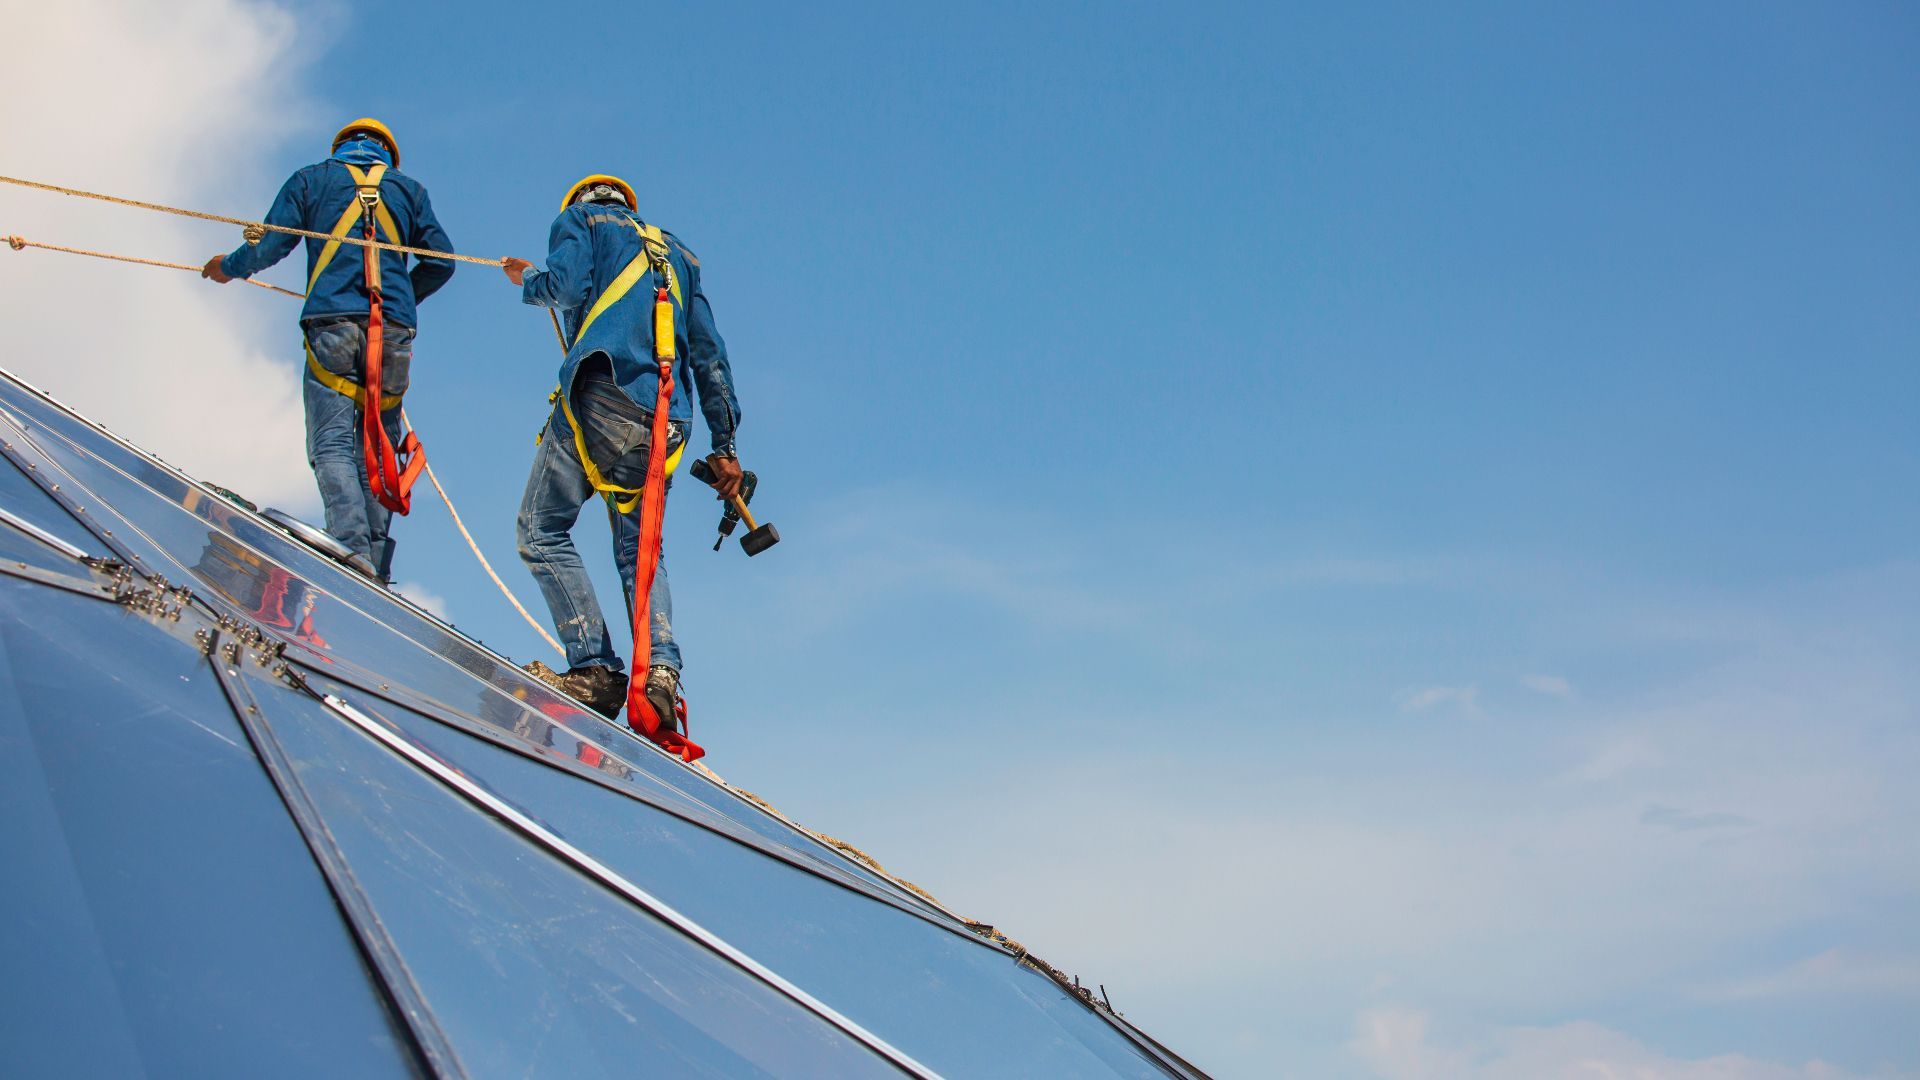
502, 174, 742, 733
201, 118, 454, 582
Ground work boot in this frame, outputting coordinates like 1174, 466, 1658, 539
642, 665, 681, 736
523, 660, 626, 719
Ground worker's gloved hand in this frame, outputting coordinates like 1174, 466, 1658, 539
502, 257, 534, 286
200, 256, 232, 284
703, 454, 743, 501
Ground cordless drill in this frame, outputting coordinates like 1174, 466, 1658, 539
689, 458, 780, 556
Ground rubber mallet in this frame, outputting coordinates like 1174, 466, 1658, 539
690, 458, 781, 556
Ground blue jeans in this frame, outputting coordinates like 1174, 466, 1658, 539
302, 317, 414, 580
516, 362, 688, 675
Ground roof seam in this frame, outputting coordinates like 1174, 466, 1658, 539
313, 687, 943, 1080
0, 366, 1209, 1077
293, 657, 1000, 947
210, 648, 470, 1080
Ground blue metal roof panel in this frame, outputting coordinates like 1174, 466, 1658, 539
0, 575, 423, 1079
0, 366, 1206, 1079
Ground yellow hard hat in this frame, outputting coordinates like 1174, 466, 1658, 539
332, 118, 400, 167
562, 174, 637, 211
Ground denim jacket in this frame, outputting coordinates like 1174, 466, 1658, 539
520, 202, 740, 456
220, 139, 455, 329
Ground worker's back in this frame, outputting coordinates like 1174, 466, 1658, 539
220, 140, 455, 329
537, 201, 709, 424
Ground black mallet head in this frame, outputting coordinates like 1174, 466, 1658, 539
740, 523, 780, 556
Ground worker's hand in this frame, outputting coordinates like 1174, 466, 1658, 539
703, 454, 744, 501
502, 257, 534, 286
201, 256, 232, 284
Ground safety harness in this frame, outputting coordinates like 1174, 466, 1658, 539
304, 162, 426, 514
556, 216, 705, 762
550, 220, 685, 512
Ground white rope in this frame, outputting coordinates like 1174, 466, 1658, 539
2, 193, 564, 659
406, 411, 565, 657
0, 174, 505, 266
6, 232, 304, 297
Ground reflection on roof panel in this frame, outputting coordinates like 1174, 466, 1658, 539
0, 368, 1207, 1079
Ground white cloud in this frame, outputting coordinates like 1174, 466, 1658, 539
391, 580, 450, 621
1571, 732, 1667, 781
1351, 1007, 1878, 1080
1400, 683, 1480, 714
0, 0, 317, 508
793, 562, 1920, 1077
1522, 673, 1575, 698
1703, 949, 1920, 1002
1234, 554, 1461, 591
867, 752, 1905, 1011
1641, 802, 1756, 833
768, 490, 1158, 639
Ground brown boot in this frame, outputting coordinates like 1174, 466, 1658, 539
643, 665, 681, 735
524, 660, 626, 719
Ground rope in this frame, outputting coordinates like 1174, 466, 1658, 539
9, 177, 1086, 984
689, 759, 1031, 956
6, 233, 305, 298
404, 410, 564, 657
8, 183, 1076, 996
0, 215, 561, 657
0, 174, 505, 267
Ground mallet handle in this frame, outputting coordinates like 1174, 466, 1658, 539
729, 496, 759, 531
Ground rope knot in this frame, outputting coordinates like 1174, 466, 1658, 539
242, 222, 266, 245
7, 236, 23, 251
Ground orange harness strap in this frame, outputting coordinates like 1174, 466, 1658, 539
357, 201, 425, 515
623, 280, 706, 763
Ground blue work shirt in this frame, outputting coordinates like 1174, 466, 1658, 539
220, 138, 455, 329
521, 202, 740, 456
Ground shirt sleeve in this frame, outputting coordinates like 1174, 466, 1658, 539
681, 256, 741, 456
220, 170, 305, 279
521, 208, 593, 313
408, 184, 456, 303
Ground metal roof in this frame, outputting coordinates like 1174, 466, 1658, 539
0, 368, 1206, 1078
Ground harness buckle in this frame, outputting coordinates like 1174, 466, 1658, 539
357, 186, 380, 210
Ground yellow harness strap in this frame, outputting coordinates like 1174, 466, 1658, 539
305, 162, 405, 409
308, 163, 401, 291
306, 342, 402, 410
573, 221, 679, 344
558, 393, 684, 514
554, 218, 685, 512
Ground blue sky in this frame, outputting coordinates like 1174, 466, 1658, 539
5, 1, 1917, 1075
